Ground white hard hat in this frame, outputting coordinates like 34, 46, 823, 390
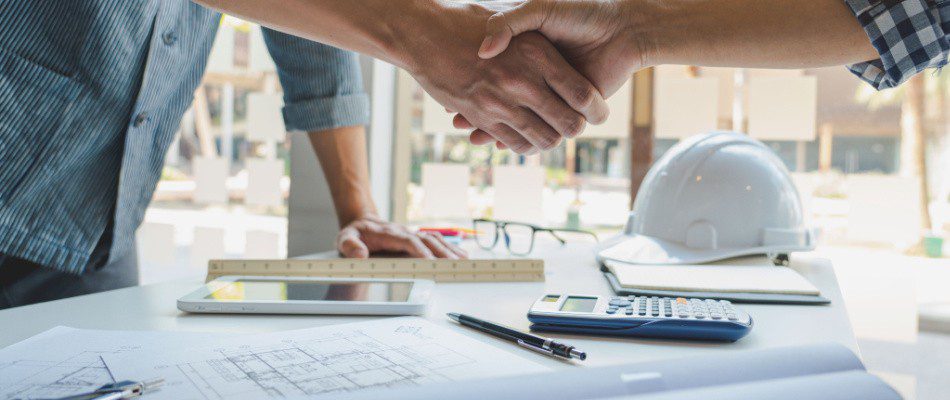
599, 131, 815, 264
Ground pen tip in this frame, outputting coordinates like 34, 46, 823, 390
446, 313, 460, 322
570, 348, 587, 361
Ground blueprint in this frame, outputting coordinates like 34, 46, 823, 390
105, 317, 549, 399
0, 327, 219, 400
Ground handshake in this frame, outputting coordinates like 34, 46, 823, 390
412, 0, 646, 154
199, 0, 648, 155
201, 0, 876, 154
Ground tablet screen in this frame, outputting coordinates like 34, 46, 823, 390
205, 279, 413, 302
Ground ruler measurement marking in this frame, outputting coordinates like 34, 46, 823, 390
206, 259, 543, 282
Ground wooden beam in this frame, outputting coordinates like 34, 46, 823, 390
390, 69, 416, 224
629, 68, 655, 208
191, 86, 217, 158
818, 123, 833, 173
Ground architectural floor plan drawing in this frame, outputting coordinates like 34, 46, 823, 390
105, 317, 550, 399
0, 327, 218, 400
0, 349, 114, 400
175, 330, 466, 397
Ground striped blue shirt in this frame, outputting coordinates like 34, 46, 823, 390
0, 1, 369, 274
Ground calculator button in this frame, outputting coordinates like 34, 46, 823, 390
606, 308, 617, 314
727, 314, 737, 321
609, 299, 631, 307
676, 298, 688, 305
625, 309, 634, 315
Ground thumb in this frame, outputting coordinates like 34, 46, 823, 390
478, 1, 546, 59
337, 229, 370, 258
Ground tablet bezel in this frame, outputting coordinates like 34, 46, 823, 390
177, 275, 433, 315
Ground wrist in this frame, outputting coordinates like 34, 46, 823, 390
334, 183, 378, 227
377, 0, 449, 73
618, 0, 666, 68
386, 1, 488, 75
338, 207, 380, 228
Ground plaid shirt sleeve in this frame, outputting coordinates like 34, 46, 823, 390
845, 0, 950, 90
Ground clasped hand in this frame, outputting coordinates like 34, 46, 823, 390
430, 0, 645, 151
407, 2, 611, 154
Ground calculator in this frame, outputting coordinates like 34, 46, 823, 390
527, 294, 753, 342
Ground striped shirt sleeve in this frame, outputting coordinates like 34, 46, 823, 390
845, 0, 950, 90
261, 28, 370, 132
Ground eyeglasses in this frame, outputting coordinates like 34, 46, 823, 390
473, 218, 599, 255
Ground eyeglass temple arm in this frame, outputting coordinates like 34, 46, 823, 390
549, 229, 600, 243
542, 229, 568, 245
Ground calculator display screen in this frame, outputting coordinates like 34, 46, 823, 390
205, 279, 413, 302
560, 296, 598, 313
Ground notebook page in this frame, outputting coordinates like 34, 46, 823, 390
605, 261, 821, 296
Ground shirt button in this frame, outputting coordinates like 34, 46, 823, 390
162, 31, 177, 46
133, 112, 148, 127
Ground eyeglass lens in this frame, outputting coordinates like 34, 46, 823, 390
503, 223, 535, 255
474, 220, 499, 250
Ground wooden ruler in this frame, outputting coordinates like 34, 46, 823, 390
206, 258, 545, 283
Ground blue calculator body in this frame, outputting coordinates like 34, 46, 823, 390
527, 294, 753, 342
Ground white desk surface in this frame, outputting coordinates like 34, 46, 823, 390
0, 243, 858, 369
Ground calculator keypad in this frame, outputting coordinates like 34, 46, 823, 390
608, 296, 743, 322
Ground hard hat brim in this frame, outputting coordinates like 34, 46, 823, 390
596, 234, 815, 265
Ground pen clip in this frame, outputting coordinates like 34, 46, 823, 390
517, 339, 555, 356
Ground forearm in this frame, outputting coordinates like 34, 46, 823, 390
194, 0, 451, 71
632, 0, 878, 69
307, 126, 377, 227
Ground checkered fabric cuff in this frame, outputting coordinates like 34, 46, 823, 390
846, 0, 950, 90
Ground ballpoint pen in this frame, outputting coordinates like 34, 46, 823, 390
447, 312, 587, 361
55, 379, 165, 400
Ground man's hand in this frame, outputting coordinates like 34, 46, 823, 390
401, 2, 610, 154
457, 0, 648, 147
479, 0, 648, 97
337, 216, 467, 259
194, 0, 611, 154
472, 0, 879, 85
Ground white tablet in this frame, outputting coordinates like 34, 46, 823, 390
177, 276, 433, 316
